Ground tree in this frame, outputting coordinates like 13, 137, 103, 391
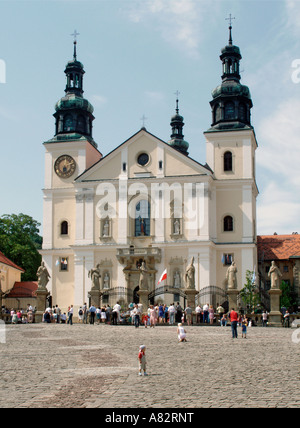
0, 213, 42, 281
280, 280, 297, 310
239, 270, 261, 312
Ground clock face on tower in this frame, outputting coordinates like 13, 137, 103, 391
54, 155, 76, 178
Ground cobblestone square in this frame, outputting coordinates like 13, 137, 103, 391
0, 323, 299, 408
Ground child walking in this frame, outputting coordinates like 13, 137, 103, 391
138, 345, 148, 376
242, 316, 248, 339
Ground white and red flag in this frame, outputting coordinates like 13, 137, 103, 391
157, 269, 167, 286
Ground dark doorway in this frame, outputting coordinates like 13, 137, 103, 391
133, 286, 139, 304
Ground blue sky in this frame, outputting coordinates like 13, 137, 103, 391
0, 0, 300, 236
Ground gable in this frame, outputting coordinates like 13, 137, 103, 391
76, 129, 211, 183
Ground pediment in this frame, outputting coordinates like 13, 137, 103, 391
76, 129, 211, 183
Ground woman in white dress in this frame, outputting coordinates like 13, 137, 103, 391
177, 323, 187, 342
101, 306, 107, 323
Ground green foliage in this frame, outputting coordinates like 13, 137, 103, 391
0, 213, 42, 281
280, 280, 297, 309
240, 270, 260, 311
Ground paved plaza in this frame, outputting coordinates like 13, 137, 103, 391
0, 322, 299, 409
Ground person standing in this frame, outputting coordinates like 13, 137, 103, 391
106, 304, 112, 324
262, 310, 268, 327
168, 303, 175, 325
138, 345, 148, 376
55, 305, 61, 324
82, 302, 88, 324
242, 315, 248, 339
185, 305, 193, 326
203, 303, 209, 324
195, 304, 202, 324
78, 307, 84, 323
229, 308, 238, 339
89, 304, 96, 325
133, 304, 141, 328
216, 303, 224, 323
209, 305, 214, 325
283, 310, 290, 328
67, 305, 73, 325
149, 305, 157, 328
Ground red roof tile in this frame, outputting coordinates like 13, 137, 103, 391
0, 251, 25, 272
6, 281, 38, 298
257, 234, 300, 261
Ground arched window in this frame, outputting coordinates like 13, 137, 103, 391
224, 216, 233, 232
224, 151, 233, 172
224, 102, 235, 120
135, 200, 150, 236
63, 114, 74, 132
60, 221, 68, 235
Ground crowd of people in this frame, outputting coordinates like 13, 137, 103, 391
2, 301, 291, 329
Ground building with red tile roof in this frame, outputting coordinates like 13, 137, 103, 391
257, 234, 300, 310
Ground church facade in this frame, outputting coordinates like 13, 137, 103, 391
40, 27, 258, 313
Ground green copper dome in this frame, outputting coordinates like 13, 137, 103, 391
55, 93, 94, 114
212, 81, 251, 100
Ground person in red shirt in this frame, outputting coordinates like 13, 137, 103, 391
138, 345, 148, 376
229, 308, 238, 339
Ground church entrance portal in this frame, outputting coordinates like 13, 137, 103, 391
133, 286, 140, 304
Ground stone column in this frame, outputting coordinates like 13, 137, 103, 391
137, 290, 149, 314
227, 289, 239, 312
89, 289, 101, 308
268, 289, 282, 327
35, 288, 49, 323
184, 289, 198, 311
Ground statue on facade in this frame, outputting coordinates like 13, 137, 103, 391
103, 219, 110, 237
88, 264, 101, 290
174, 270, 181, 288
268, 261, 282, 289
226, 261, 237, 289
185, 257, 195, 289
36, 261, 51, 290
139, 261, 149, 290
103, 272, 110, 289
173, 219, 180, 235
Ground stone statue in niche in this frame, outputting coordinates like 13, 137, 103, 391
173, 218, 180, 235
174, 270, 181, 288
103, 219, 110, 237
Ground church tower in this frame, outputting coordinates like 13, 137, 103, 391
204, 20, 258, 291
41, 36, 102, 301
167, 95, 189, 156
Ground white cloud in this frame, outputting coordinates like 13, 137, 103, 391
285, 0, 300, 36
257, 98, 300, 187
124, 0, 214, 58
90, 94, 107, 107
256, 97, 300, 234
257, 182, 300, 235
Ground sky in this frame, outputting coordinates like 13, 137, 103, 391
0, 0, 300, 236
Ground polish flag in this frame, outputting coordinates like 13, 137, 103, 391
157, 269, 167, 286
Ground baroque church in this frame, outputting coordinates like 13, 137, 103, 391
40, 25, 258, 313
